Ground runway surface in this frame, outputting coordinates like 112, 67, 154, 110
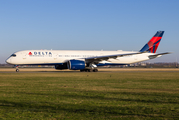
0, 68, 179, 73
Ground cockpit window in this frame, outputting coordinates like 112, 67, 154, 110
11, 54, 16, 57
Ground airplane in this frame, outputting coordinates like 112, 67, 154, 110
6, 31, 170, 72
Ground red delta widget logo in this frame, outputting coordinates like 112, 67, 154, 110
28, 51, 52, 56
28, 52, 32, 55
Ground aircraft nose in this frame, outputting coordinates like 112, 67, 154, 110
6, 58, 11, 64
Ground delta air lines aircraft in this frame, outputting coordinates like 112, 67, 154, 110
6, 31, 170, 72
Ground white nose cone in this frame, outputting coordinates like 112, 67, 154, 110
6, 58, 11, 64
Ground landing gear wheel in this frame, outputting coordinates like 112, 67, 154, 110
93, 69, 98, 72
85, 69, 89, 72
88, 69, 92, 72
16, 69, 19, 72
80, 69, 85, 72
80, 69, 98, 72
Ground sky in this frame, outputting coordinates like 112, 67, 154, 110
0, 0, 179, 63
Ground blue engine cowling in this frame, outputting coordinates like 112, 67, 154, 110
68, 60, 85, 70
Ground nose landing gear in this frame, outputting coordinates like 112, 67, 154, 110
15, 65, 19, 72
16, 69, 19, 72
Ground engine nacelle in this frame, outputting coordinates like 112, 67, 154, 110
68, 60, 85, 70
55, 63, 68, 70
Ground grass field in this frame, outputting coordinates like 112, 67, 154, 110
0, 68, 179, 119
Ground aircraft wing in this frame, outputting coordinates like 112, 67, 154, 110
85, 52, 143, 63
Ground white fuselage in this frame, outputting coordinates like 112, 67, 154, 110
6, 50, 158, 65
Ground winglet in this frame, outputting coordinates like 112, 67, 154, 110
139, 31, 164, 53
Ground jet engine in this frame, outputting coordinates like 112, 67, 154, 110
67, 60, 85, 70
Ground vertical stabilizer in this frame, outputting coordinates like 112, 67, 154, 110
139, 31, 164, 53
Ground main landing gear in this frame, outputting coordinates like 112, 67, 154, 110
80, 63, 98, 72
80, 69, 98, 72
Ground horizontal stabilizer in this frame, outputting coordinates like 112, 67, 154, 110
149, 52, 171, 57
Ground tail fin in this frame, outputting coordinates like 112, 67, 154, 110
139, 31, 164, 53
